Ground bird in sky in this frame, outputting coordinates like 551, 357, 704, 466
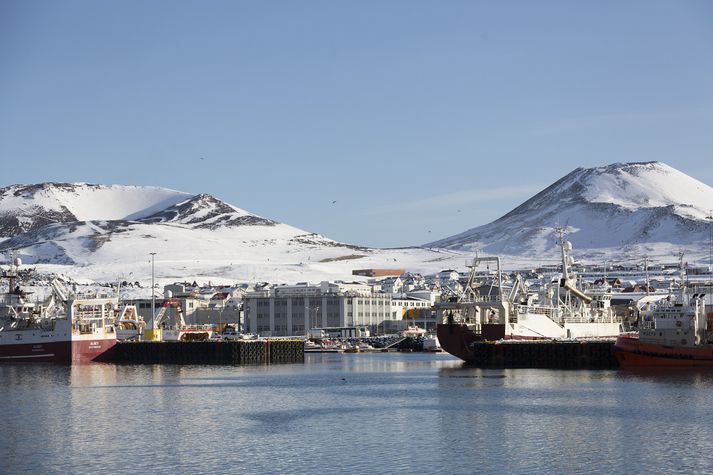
332, 200, 337, 204
200, 157, 205, 161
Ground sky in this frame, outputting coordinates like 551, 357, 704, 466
1, 0, 712, 248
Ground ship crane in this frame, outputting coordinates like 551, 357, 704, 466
50, 277, 70, 303
41, 277, 73, 319
152, 298, 185, 330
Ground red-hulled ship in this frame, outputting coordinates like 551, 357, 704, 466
0, 258, 119, 363
614, 294, 713, 367
614, 250, 713, 367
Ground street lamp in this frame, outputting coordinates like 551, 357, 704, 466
150, 252, 156, 337
707, 212, 713, 306
310, 305, 320, 334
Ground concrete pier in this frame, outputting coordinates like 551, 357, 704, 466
108, 340, 305, 365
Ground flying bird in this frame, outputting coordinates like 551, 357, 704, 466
332, 200, 337, 204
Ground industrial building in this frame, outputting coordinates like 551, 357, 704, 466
244, 281, 433, 337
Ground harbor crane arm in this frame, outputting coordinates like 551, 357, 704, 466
152, 299, 185, 329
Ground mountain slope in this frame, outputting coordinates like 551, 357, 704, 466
0, 183, 192, 237
138, 193, 278, 229
0, 182, 463, 284
427, 162, 713, 260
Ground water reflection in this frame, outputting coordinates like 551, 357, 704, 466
617, 366, 713, 386
3, 356, 713, 473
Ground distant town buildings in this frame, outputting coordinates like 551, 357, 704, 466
118, 257, 712, 338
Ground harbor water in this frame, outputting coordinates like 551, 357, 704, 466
3, 353, 713, 474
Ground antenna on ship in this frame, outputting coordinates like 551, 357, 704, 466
463, 250, 480, 301
678, 250, 686, 303
1, 249, 22, 295
704, 210, 713, 305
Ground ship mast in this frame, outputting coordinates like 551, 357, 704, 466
463, 254, 502, 302
1, 250, 21, 295
678, 250, 686, 303
555, 227, 592, 308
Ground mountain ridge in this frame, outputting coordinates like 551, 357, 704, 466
0, 182, 454, 283
0, 162, 711, 285
427, 161, 713, 258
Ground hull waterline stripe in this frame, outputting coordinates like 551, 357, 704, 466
0, 353, 55, 359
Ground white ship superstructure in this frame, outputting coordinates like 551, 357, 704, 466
437, 228, 623, 344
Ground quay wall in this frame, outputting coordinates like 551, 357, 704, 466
109, 340, 304, 365
468, 340, 618, 369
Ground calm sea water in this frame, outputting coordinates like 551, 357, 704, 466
3, 353, 713, 474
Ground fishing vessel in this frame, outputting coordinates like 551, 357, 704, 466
614, 255, 713, 366
0, 258, 121, 363
436, 229, 622, 362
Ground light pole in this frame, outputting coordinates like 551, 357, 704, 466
708, 212, 713, 306
150, 252, 156, 338
310, 305, 320, 335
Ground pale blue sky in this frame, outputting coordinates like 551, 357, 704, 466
1, 1, 712, 247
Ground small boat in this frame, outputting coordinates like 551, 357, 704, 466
304, 340, 321, 352
422, 335, 441, 352
401, 326, 427, 338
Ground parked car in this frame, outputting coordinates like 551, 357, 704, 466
221, 328, 240, 340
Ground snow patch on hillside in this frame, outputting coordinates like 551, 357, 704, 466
0, 183, 191, 221
579, 162, 713, 220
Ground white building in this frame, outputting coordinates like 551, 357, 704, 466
379, 276, 403, 294
245, 281, 394, 337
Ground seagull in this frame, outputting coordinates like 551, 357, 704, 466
332, 200, 337, 204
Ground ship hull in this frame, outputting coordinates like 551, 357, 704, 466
436, 323, 481, 362
436, 323, 548, 361
0, 334, 117, 363
438, 321, 622, 363
614, 334, 713, 367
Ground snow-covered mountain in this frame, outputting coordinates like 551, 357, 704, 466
427, 162, 713, 263
0, 183, 192, 237
0, 182, 463, 284
2, 162, 710, 287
